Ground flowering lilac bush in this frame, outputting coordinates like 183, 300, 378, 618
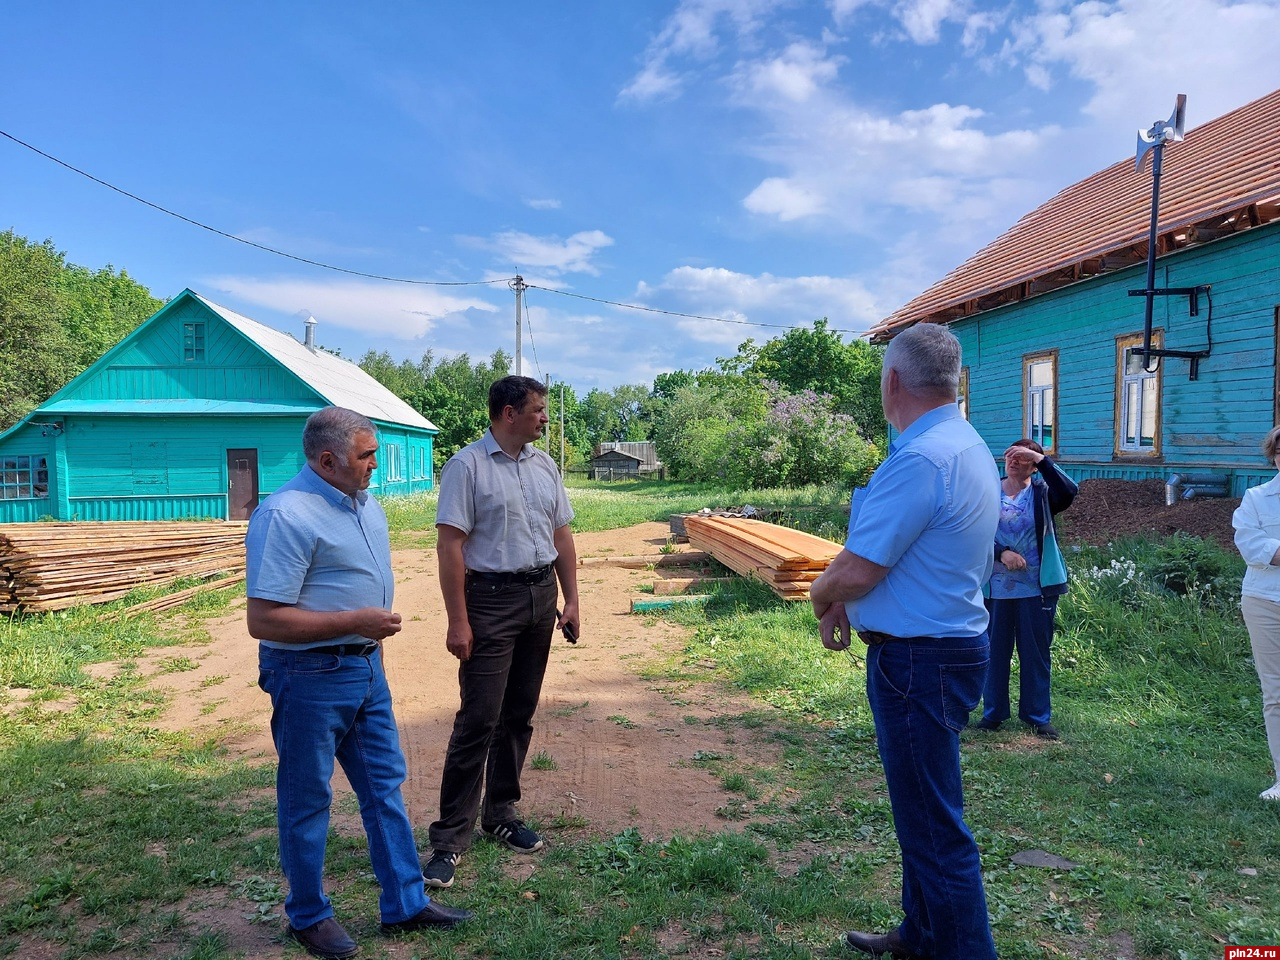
723, 383, 879, 489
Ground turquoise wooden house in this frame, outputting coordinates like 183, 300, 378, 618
0, 290, 437, 523
869, 89, 1280, 497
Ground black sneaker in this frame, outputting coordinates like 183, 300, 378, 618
482, 818, 544, 852
973, 717, 1001, 731
422, 849, 459, 888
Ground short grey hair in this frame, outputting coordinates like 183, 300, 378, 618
1262, 426, 1280, 461
303, 407, 376, 462
884, 323, 961, 400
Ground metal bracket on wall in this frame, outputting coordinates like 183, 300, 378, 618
1127, 284, 1212, 380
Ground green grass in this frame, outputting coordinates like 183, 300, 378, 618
379, 476, 852, 544
2, 483, 1277, 959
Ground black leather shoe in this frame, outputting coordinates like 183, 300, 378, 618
973, 717, 1001, 731
381, 900, 474, 934
1032, 722, 1060, 741
287, 917, 358, 959
841, 929, 923, 959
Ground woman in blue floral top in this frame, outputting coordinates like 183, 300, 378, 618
974, 439, 1078, 740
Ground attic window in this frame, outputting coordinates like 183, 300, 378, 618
183, 322, 206, 362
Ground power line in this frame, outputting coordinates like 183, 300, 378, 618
4, 127, 863, 335
524, 283, 862, 334
0, 128, 508, 287
523, 285, 543, 377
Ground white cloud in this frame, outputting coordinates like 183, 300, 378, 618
743, 177, 826, 220
735, 41, 844, 102
524, 197, 562, 210
461, 229, 615, 276
618, 0, 785, 103
829, 0, 875, 28
897, 0, 965, 44
1006, 0, 1280, 133
201, 276, 499, 340
639, 265, 882, 342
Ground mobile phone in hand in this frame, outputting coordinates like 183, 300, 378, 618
557, 610, 578, 644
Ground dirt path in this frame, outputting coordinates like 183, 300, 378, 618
149, 521, 779, 840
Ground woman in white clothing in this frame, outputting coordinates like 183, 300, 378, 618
1231, 425, 1280, 802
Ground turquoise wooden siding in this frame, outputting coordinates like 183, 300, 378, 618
0, 291, 435, 521
951, 221, 1280, 497
64, 299, 319, 404
0, 422, 58, 524
1, 413, 434, 522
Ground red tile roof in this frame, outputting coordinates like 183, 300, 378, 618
868, 88, 1280, 342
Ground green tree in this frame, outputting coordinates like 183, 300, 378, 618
0, 232, 161, 431
651, 371, 768, 481
749, 318, 886, 441
359, 347, 511, 466
579, 383, 653, 446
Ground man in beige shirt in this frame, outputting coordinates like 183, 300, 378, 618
423, 376, 580, 889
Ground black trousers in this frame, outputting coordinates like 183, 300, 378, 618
428, 573, 558, 852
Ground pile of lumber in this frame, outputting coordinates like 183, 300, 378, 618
683, 515, 840, 601
0, 521, 248, 613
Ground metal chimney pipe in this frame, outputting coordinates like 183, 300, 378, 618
304, 315, 317, 352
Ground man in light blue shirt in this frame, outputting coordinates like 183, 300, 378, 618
246, 407, 470, 959
810, 324, 999, 960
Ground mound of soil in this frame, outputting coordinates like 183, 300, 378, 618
1056, 478, 1240, 549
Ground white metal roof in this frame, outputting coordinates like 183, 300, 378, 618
194, 293, 438, 432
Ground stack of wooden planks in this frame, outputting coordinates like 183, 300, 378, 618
683, 514, 840, 601
0, 521, 248, 613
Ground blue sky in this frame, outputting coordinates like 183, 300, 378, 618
3, 1, 1279, 391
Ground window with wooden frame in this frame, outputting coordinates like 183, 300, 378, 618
0, 455, 49, 499
1022, 351, 1057, 452
1273, 307, 1280, 427
957, 366, 970, 420
182, 322, 206, 362
1115, 332, 1162, 456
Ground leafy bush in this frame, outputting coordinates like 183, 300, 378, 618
1148, 532, 1241, 607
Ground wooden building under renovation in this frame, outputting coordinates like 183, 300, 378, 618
0, 289, 437, 523
870, 88, 1280, 496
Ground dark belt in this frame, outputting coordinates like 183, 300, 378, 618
308, 642, 380, 657
858, 630, 902, 646
858, 631, 967, 646
466, 564, 554, 585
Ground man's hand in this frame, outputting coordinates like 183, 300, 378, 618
819, 603, 852, 651
556, 600, 580, 643
353, 608, 403, 640
446, 622, 474, 662
999, 549, 1028, 571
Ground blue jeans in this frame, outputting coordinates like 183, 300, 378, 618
866, 636, 996, 960
982, 595, 1057, 727
258, 646, 429, 928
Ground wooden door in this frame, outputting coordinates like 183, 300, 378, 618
227, 449, 259, 520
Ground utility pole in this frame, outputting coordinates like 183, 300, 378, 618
559, 381, 565, 474
511, 275, 525, 377
544, 373, 551, 453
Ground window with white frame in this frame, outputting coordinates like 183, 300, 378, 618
1117, 333, 1161, 454
1, 455, 49, 499
1023, 352, 1057, 452
957, 366, 970, 420
383, 442, 403, 481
